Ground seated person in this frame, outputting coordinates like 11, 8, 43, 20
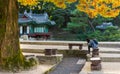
86, 38, 98, 54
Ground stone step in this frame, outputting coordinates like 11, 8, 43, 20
80, 71, 118, 74
100, 53, 120, 62
22, 52, 63, 64
98, 42, 120, 48
82, 47, 120, 54
99, 51, 120, 54
99, 47, 120, 53
20, 40, 120, 48
86, 52, 120, 62
20, 40, 86, 46
70, 73, 79, 74
21, 43, 120, 54
79, 62, 120, 74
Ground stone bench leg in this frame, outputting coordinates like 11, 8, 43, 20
52, 49, 57, 55
69, 45, 72, 49
45, 49, 52, 55
45, 49, 57, 55
79, 46, 82, 50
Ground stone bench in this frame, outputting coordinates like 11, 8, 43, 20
44, 49, 57, 55
68, 43, 83, 50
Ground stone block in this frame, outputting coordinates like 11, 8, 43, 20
21, 35, 28, 40
91, 63, 102, 70
90, 57, 101, 66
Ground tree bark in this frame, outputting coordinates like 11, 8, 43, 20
0, 0, 22, 64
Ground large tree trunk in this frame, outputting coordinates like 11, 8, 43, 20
0, 0, 23, 65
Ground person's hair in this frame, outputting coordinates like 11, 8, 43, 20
86, 38, 90, 43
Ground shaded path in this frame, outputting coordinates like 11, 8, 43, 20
49, 57, 86, 74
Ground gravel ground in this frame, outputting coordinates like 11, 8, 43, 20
49, 57, 86, 74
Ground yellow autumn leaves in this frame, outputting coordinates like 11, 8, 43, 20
18, 0, 120, 18
45, 0, 77, 9
76, 0, 120, 18
18, 0, 77, 9
18, 0, 76, 8
18, 0, 38, 6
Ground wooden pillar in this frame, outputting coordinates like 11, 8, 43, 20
20, 26, 23, 34
27, 26, 29, 34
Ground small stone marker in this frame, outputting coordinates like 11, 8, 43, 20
90, 57, 102, 70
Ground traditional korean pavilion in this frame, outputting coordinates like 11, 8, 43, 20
18, 10, 55, 39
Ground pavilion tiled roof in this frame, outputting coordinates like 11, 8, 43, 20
18, 10, 55, 25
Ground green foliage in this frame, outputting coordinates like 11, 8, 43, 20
52, 14, 65, 27
95, 16, 113, 24
41, 2, 56, 15
24, 57, 38, 70
18, 0, 120, 41
102, 27, 120, 41
2, 51, 24, 72
113, 15, 120, 27
77, 27, 120, 41
86, 30, 101, 39
77, 30, 101, 40
51, 9, 71, 28
57, 26, 119, 41
67, 22, 87, 33
66, 10, 88, 33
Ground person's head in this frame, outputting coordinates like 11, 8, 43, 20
86, 38, 90, 43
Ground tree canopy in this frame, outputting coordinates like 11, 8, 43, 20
77, 0, 120, 18
18, 0, 120, 18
